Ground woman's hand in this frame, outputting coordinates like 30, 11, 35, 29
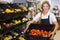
50, 32, 55, 40
23, 20, 35, 33
50, 21, 59, 40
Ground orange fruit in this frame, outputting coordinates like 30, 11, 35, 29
37, 30, 41, 36
41, 30, 44, 36
30, 29, 37, 35
44, 31, 48, 36
48, 31, 52, 36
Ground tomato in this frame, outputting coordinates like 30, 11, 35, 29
41, 30, 44, 36
47, 31, 52, 36
44, 31, 48, 37
37, 30, 41, 36
30, 29, 37, 35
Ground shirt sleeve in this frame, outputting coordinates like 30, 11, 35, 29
33, 13, 41, 22
50, 13, 57, 23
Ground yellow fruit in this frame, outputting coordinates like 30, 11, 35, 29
23, 6, 27, 11
15, 20, 21, 24
4, 35, 12, 40
5, 9, 11, 13
15, 20, 18, 24
15, 9, 21, 12
22, 18, 28, 22
0, 25, 1, 29
18, 20, 21, 23
4, 37, 10, 40
8, 35, 12, 39
19, 36, 25, 40
11, 10, 14, 13
5, 9, 14, 13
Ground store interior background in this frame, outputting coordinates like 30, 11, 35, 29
7, 0, 60, 29
0, 0, 60, 40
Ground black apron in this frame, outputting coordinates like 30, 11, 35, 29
40, 15, 50, 25
39, 15, 53, 40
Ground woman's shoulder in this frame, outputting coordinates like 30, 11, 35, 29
35, 12, 41, 16
37, 12, 41, 15
49, 12, 55, 16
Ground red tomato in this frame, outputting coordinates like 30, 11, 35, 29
30, 29, 37, 35
36, 30, 41, 36
41, 30, 44, 36
44, 31, 48, 36
47, 31, 52, 36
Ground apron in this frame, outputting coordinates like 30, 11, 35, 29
39, 15, 53, 40
40, 15, 50, 25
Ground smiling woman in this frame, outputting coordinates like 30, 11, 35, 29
23, 1, 59, 40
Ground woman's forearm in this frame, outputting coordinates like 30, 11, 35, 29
23, 22, 31, 33
23, 20, 34, 33
53, 21, 59, 33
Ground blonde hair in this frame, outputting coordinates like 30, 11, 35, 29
38, 1, 50, 23
41, 1, 50, 11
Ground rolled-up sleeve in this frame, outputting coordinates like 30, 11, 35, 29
51, 13, 57, 23
33, 13, 41, 22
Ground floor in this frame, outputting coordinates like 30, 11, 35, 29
54, 30, 60, 40
54, 18, 60, 40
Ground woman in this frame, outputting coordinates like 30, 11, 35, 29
22, 1, 59, 40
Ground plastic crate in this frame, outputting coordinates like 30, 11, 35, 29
25, 34, 51, 40
29, 24, 55, 32
25, 24, 54, 40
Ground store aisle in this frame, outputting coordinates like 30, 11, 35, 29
54, 30, 60, 40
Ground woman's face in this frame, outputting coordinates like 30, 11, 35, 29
42, 3, 50, 11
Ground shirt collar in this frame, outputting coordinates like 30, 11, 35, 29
42, 10, 50, 16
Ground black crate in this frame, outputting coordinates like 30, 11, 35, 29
25, 35, 51, 40
29, 24, 55, 32
25, 24, 55, 40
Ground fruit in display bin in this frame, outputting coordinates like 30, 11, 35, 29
6, 24, 10, 27
19, 5, 28, 11
12, 20, 21, 24
4, 35, 12, 40
9, 23, 15, 26
23, 6, 28, 11
3, 23, 15, 27
0, 25, 1, 29
15, 9, 21, 12
22, 18, 28, 22
18, 36, 25, 40
5, 8, 14, 13
3, 23, 10, 27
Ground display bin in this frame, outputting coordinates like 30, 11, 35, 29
25, 24, 55, 40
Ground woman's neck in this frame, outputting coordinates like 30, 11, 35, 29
42, 10, 49, 15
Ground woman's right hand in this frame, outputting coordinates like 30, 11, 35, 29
23, 20, 35, 33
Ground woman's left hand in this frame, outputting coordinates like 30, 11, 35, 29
50, 32, 55, 40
